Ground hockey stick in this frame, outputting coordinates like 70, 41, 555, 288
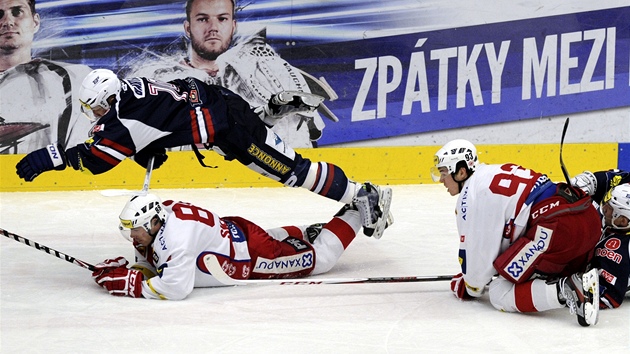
203, 254, 452, 286
559, 117, 572, 184
559, 117, 584, 198
100, 156, 155, 197
1, 228, 95, 271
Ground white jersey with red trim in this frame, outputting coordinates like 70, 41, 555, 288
457, 163, 545, 295
134, 200, 251, 300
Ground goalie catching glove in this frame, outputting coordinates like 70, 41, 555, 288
92, 257, 143, 298
256, 91, 325, 125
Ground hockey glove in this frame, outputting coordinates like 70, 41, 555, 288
16, 144, 67, 181
133, 148, 168, 169
91, 256, 130, 279
570, 171, 597, 196
93, 265, 143, 298
451, 273, 473, 300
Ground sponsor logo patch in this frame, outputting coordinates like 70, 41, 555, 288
604, 238, 621, 251
189, 89, 199, 103
247, 143, 291, 175
595, 244, 623, 264
254, 252, 314, 274
600, 269, 617, 285
90, 124, 104, 135
460, 188, 468, 221
504, 225, 552, 281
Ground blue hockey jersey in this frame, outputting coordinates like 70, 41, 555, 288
66, 77, 247, 174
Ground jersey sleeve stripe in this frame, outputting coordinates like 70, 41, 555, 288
90, 145, 123, 166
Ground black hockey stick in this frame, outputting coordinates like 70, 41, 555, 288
203, 254, 453, 286
1, 228, 95, 271
559, 117, 572, 184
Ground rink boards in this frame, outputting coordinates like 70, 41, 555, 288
0, 143, 623, 192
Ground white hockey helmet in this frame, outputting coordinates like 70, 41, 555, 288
118, 194, 167, 241
604, 183, 630, 229
431, 139, 478, 182
78, 69, 121, 122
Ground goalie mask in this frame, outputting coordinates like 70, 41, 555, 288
78, 69, 121, 122
431, 139, 478, 182
119, 194, 167, 241
604, 183, 630, 230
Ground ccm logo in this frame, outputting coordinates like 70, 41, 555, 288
531, 200, 560, 219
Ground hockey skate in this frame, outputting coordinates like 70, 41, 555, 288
352, 182, 393, 239
558, 268, 600, 327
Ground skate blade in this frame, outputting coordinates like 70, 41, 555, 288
581, 268, 600, 326
371, 188, 393, 239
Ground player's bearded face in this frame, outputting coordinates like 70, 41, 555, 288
187, 0, 235, 61
0, 0, 40, 52
190, 30, 231, 61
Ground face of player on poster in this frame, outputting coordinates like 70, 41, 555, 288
0, 0, 40, 67
184, 0, 236, 63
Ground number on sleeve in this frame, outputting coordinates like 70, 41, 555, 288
147, 79, 188, 102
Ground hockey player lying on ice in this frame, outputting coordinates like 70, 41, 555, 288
431, 139, 602, 326
15, 69, 392, 239
91, 194, 371, 300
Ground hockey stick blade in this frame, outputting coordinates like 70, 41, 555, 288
1, 227, 95, 271
101, 156, 154, 197
203, 254, 452, 286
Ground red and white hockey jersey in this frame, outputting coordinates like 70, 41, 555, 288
133, 200, 251, 300
456, 163, 546, 296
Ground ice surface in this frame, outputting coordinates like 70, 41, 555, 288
1, 185, 628, 353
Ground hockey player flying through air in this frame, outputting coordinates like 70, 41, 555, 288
15, 69, 392, 239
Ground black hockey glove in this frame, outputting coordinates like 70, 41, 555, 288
133, 148, 168, 169
15, 144, 67, 181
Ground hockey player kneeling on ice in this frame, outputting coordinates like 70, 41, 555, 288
91, 194, 372, 300
431, 139, 602, 326
15, 69, 392, 239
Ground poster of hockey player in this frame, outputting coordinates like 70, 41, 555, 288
2, 0, 629, 152
123, 0, 339, 149
0, 0, 93, 154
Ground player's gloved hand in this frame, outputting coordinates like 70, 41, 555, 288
91, 256, 130, 279
258, 91, 325, 125
93, 263, 143, 298
133, 148, 168, 169
570, 171, 597, 196
451, 273, 473, 300
15, 144, 67, 182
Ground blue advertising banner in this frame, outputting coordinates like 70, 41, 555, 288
290, 7, 630, 144
2, 0, 628, 153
